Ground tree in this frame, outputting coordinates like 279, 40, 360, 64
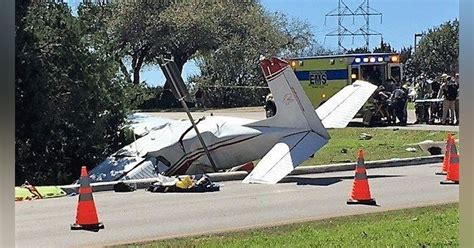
107, 1, 228, 85
410, 20, 459, 78
346, 46, 370, 54
16, 1, 131, 185
189, 9, 317, 107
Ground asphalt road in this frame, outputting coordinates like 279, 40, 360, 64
15, 163, 458, 248
144, 107, 459, 132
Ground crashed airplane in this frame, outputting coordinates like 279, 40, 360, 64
89, 57, 377, 184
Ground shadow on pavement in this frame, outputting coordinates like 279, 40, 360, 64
281, 174, 404, 186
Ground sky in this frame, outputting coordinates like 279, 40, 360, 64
66, 0, 459, 86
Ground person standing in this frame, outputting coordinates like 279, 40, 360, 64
454, 73, 460, 125
390, 85, 408, 125
194, 87, 206, 111
430, 77, 441, 99
401, 83, 410, 124
440, 75, 458, 125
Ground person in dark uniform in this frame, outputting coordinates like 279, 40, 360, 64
430, 77, 441, 99
390, 85, 408, 125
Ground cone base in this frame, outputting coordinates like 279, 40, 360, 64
440, 180, 459, 185
435, 172, 447, 175
347, 198, 377, 206
71, 222, 104, 231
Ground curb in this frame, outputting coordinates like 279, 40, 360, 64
59, 155, 443, 194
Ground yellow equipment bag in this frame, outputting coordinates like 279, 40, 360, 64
175, 176, 194, 189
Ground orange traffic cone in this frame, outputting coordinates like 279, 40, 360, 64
435, 133, 453, 175
71, 166, 104, 231
347, 149, 377, 205
440, 139, 459, 185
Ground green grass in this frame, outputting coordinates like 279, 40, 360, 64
115, 203, 458, 248
302, 128, 454, 166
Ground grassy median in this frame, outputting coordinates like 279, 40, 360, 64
116, 203, 458, 247
303, 128, 454, 166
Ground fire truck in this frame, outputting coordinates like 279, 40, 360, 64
264, 53, 403, 126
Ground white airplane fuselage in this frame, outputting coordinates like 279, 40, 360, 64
143, 116, 306, 176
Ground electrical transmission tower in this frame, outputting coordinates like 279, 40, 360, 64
324, 0, 355, 53
353, 0, 383, 49
325, 0, 383, 53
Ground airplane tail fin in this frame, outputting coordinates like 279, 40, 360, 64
249, 57, 329, 140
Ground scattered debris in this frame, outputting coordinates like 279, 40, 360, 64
113, 182, 136, 192
393, 128, 400, 131
405, 147, 417, 152
359, 133, 373, 140
147, 175, 220, 193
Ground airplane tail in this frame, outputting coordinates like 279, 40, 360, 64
249, 57, 330, 140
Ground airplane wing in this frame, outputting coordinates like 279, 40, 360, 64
242, 131, 328, 184
316, 80, 378, 128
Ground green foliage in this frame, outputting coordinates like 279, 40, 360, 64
346, 46, 371, 54
15, 1, 131, 185
399, 45, 413, 64
410, 20, 459, 78
373, 40, 396, 53
346, 40, 396, 54
190, 5, 318, 108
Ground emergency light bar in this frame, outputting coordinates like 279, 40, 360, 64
353, 55, 400, 64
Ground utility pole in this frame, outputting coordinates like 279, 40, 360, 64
414, 33, 423, 53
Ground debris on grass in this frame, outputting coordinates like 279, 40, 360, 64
405, 147, 417, 152
359, 133, 373, 140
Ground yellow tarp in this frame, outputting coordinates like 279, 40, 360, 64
15, 187, 35, 201
15, 186, 67, 201
36, 186, 67, 198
